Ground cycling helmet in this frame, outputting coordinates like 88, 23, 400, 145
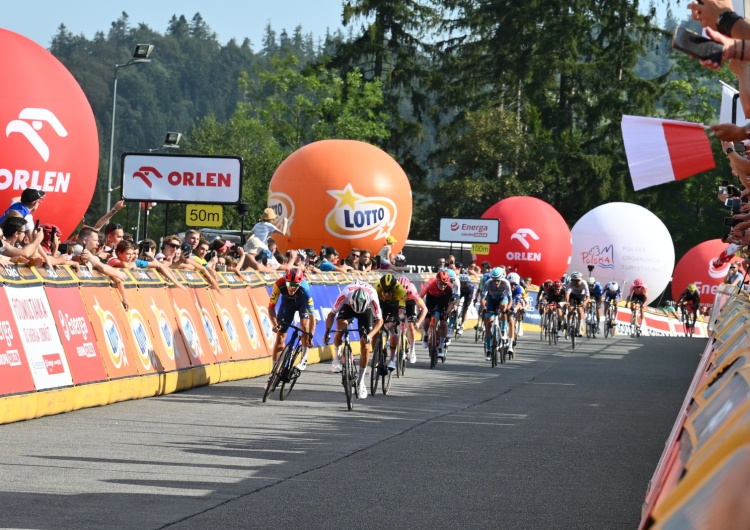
436, 270, 450, 286
507, 272, 521, 285
296, 249, 307, 260
570, 271, 583, 281
447, 269, 457, 280
542, 280, 553, 291
553, 280, 563, 290
633, 278, 644, 287
397, 275, 412, 289
379, 273, 397, 293
607, 282, 619, 292
688, 283, 697, 293
350, 287, 369, 314
560, 274, 570, 284
394, 253, 406, 265
490, 267, 505, 280
459, 272, 470, 283
285, 267, 304, 284
587, 277, 595, 286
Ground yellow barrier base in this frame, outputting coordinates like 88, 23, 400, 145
34, 386, 75, 419
0, 392, 38, 425
73, 381, 111, 410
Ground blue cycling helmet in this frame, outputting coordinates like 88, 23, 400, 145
447, 269, 456, 280
490, 267, 505, 280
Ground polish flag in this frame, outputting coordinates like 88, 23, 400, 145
621, 115, 716, 191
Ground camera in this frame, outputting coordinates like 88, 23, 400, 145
725, 197, 742, 215
719, 179, 729, 196
205, 250, 216, 261
724, 216, 742, 227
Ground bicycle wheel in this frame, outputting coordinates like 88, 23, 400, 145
540, 311, 546, 341
279, 346, 302, 401
343, 345, 354, 410
263, 351, 285, 403
370, 335, 382, 396
397, 332, 407, 377
491, 323, 498, 368
382, 349, 392, 395
429, 324, 438, 369
571, 313, 578, 350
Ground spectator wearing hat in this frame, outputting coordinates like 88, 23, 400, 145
0, 187, 46, 240
249, 208, 288, 247
377, 235, 397, 269
319, 247, 352, 272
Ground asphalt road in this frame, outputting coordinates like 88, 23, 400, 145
0, 331, 703, 530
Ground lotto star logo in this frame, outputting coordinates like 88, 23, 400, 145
325, 184, 397, 240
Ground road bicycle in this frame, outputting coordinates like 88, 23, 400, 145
680, 303, 696, 338
370, 316, 400, 395
603, 300, 617, 339
425, 310, 446, 368
489, 311, 509, 367
474, 306, 485, 344
512, 306, 525, 348
546, 303, 559, 346
263, 323, 311, 403
448, 298, 464, 340
585, 300, 599, 339
396, 319, 408, 377
568, 302, 583, 350
325, 327, 364, 411
630, 300, 643, 338
538, 302, 548, 341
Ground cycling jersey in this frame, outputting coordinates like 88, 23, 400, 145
421, 276, 454, 299
679, 289, 700, 305
603, 282, 621, 302
589, 282, 603, 298
269, 277, 314, 332
510, 284, 524, 307
331, 283, 382, 318
628, 285, 648, 299
374, 281, 408, 309
481, 277, 512, 301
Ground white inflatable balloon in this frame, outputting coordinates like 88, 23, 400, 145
569, 202, 674, 301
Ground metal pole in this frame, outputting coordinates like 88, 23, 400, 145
164, 203, 170, 239
144, 204, 149, 241
106, 69, 119, 212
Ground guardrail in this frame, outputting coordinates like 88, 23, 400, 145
639, 284, 750, 529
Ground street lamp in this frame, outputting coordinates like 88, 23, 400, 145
148, 132, 182, 153
106, 43, 155, 212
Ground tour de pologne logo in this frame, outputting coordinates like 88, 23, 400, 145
581, 244, 615, 270
325, 184, 396, 240
267, 191, 295, 235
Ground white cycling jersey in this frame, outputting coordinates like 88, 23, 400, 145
330, 283, 382, 318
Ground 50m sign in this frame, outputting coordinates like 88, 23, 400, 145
186, 204, 223, 227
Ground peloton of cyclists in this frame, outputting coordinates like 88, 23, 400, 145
324, 282, 383, 400
565, 272, 590, 337
373, 273, 408, 371
480, 267, 514, 360
676, 282, 701, 325
268, 267, 316, 370
507, 272, 527, 344
628, 279, 648, 326
546, 280, 567, 337
586, 276, 604, 332
420, 270, 456, 360
397, 275, 428, 363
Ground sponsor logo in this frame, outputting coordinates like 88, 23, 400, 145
176, 305, 202, 359
220, 307, 240, 351
708, 260, 730, 279
5, 108, 68, 162
510, 228, 540, 250
256, 306, 276, 347
324, 183, 396, 240
237, 301, 259, 350
450, 222, 459, 231
131, 165, 232, 188
127, 309, 155, 370
581, 244, 615, 269
57, 309, 89, 342
42, 353, 65, 375
92, 298, 127, 369
0, 320, 15, 347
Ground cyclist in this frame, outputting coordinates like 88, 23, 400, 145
420, 270, 455, 359
603, 281, 621, 312
445, 268, 461, 342
565, 272, 590, 337
586, 276, 604, 332
373, 274, 408, 370
507, 272, 526, 344
480, 267, 513, 360
677, 283, 701, 327
547, 280, 567, 337
457, 269, 478, 336
268, 267, 316, 370
397, 275, 428, 363
536, 279, 554, 310
324, 282, 383, 400
627, 279, 649, 326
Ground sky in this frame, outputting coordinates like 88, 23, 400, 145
1, 0, 347, 49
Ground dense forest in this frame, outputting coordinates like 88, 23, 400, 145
44, 2, 736, 257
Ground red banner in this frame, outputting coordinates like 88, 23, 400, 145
0, 288, 35, 396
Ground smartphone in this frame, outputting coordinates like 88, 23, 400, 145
205, 250, 216, 261
724, 217, 741, 227
672, 26, 723, 63
34, 219, 40, 231
50, 226, 57, 239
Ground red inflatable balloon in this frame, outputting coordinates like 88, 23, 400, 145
671, 239, 742, 299
0, 30, 99, 240
268, 140, 412, 257
475, 196, 571, 285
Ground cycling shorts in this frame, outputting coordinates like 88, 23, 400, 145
485, 295, 510, 316
425, 292, 452, 318
379, 299, 401, 322
405, 299, 418, 321
569, 294, 586, 307
336, 305, 375, 333
276, 301, 311, 333
630, 294, 647, 305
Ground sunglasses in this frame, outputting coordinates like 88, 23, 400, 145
167, 242, 180, 249
286, 282, 300, 288
437, 281, 447, 289
351, 253, 360, 258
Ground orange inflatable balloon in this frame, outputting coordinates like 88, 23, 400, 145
268, 140, 412, 257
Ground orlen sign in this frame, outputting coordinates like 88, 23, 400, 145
0, 30, 99, 239
439, 218, 499, 243
121, 153, 242, 204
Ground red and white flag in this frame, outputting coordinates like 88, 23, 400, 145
621, 115, 715, 191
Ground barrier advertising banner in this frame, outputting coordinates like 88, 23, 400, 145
5, 284, 73, 390
0, 287, 35, 396
168, 286, 221, 365
41, 272, 108, 385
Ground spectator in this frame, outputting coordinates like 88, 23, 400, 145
342, 248, 361, 268
71, 226, 129, 308
91, 200, 127, 232
446, 255, 457, 270
183, 229, 202, 252
356, 249, 373, 271
98, 222, 124, 262
433, 257, 446, 272
724, 262, 743, 286
249, 208, 288, 247
1, 216, 46, 266
376, 235, 397, 269
0, 187, 45, 240
108, 239, 185, 289
319, 247, 353, 272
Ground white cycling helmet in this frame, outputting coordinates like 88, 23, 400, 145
507, 272, 521, 285
607, 282, 619, 292
570, 271, 583, 281
587, 277, 595, 285
349, 287, 369, 314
